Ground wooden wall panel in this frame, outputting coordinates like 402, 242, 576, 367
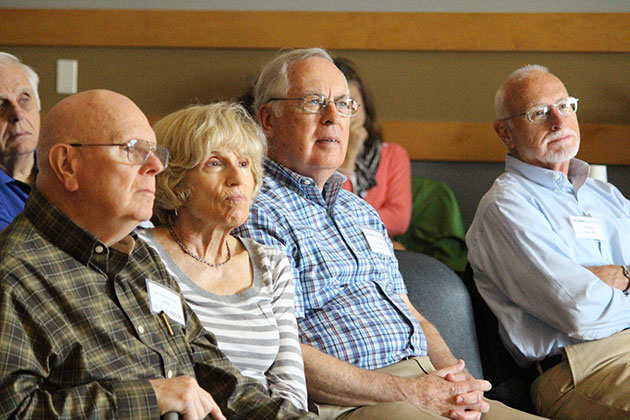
381, 121, 630, 164
1, 9, 629, 52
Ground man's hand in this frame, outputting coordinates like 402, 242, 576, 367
149, 376, 226, 420
397, 360, 491, 420
585, 265, 629, 290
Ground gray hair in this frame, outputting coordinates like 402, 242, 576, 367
0, 52, 41, 110
494, 64, 550, 119
253, 48, 334, 120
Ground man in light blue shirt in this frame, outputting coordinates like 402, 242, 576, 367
236, 48, 543, 420
467, 64, 630, 420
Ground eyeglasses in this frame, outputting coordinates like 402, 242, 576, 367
267, 94, 360, 117
69, 139, 169, 168
499, 97, 579, 125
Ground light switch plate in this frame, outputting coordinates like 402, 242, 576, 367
56, 59, 78, 94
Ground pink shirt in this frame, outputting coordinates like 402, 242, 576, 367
342, 142, 412, 237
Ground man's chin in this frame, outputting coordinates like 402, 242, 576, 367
545, 141, 579, 164
5, 144, 37, 157
546, 150, 578, 164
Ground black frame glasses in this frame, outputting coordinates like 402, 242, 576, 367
69, 139, 169, 168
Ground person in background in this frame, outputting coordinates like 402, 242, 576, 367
235, 47, 545, 420
334, 57, 412, 243
138, 102, 308, 411
0, 52, 40, 231
467, 64, 630, 419
0, 89, 316, 420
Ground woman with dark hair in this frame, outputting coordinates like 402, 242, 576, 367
334, 57, 412, 242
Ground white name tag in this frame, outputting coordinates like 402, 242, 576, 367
362, 227, 392, 257
146, 279, 185, 326
569, 216, 604, 240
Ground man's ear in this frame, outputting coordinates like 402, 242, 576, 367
258, 105, 275, 139
48, 144, 80, 192
493, 120, 515, 151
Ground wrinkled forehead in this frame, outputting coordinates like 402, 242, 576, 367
85, 98, 155, 144
0, 63, 33, 95
287, 57, 349, 97
108, 114, 156, 144
507, 72, 569, 112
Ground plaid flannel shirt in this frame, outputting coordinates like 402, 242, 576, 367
0, 187, 316, 420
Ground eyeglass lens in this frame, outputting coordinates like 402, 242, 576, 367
302, 95, 358, 117
528, 97, 578, 123
127, 140, 169, 167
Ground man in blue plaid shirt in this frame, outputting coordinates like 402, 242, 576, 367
235, 49, 544, 420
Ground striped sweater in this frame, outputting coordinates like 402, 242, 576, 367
138, 230, 308, 410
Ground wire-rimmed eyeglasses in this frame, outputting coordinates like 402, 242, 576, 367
69, 139, 169, 168
498, 97, 579, 125
267, 94, 359, 117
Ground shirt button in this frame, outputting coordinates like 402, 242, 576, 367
137, 325, 145, 334
554, 173, 560, 180
303, 180, 311, 185
94, 245, 104, 253
553, 188, 559, 193
167, 370, 173, 378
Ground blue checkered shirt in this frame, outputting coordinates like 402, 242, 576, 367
234, 159, 426, 370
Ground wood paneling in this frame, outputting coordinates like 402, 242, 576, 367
1, 9, 629, 52
381, 120, 630, 164
3, 9, 628, 163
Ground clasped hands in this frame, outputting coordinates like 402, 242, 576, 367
398, 360, 491, 420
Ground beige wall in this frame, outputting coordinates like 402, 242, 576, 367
3, 46, 629, 125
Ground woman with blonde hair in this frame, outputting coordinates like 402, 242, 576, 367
138, 102, 308, 411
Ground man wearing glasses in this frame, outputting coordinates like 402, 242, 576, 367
235, 48, 542, 420
0, 89, 317, 420
467, 65, 630, 419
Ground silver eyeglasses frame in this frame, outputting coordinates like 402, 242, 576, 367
267, 94, 360, 117
68, 139, 169, 168
498, 97, 579, 125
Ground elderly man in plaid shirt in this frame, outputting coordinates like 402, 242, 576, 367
235, 48, 544, 420
0, 89, 317, 420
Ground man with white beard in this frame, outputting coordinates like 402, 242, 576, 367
466, 64, 630, 420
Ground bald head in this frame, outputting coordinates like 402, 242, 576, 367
494, 65, 551, 120
38, 90, 151, 175
35, 90, 160, 245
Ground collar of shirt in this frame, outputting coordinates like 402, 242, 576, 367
506, 154, 590, 194
263, 158, 347, 211
24, 186, 132, 275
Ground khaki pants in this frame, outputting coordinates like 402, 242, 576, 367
531, 328, 630, 420
316, 356, 546, 420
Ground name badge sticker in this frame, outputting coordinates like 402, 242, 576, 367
146, 279, 186, 326
569, 216, 604, 240
362, 227, 393, 257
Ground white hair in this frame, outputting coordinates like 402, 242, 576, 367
494, 64, 550, 119
253, 48, 334, 120
0, 52, 41, 110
